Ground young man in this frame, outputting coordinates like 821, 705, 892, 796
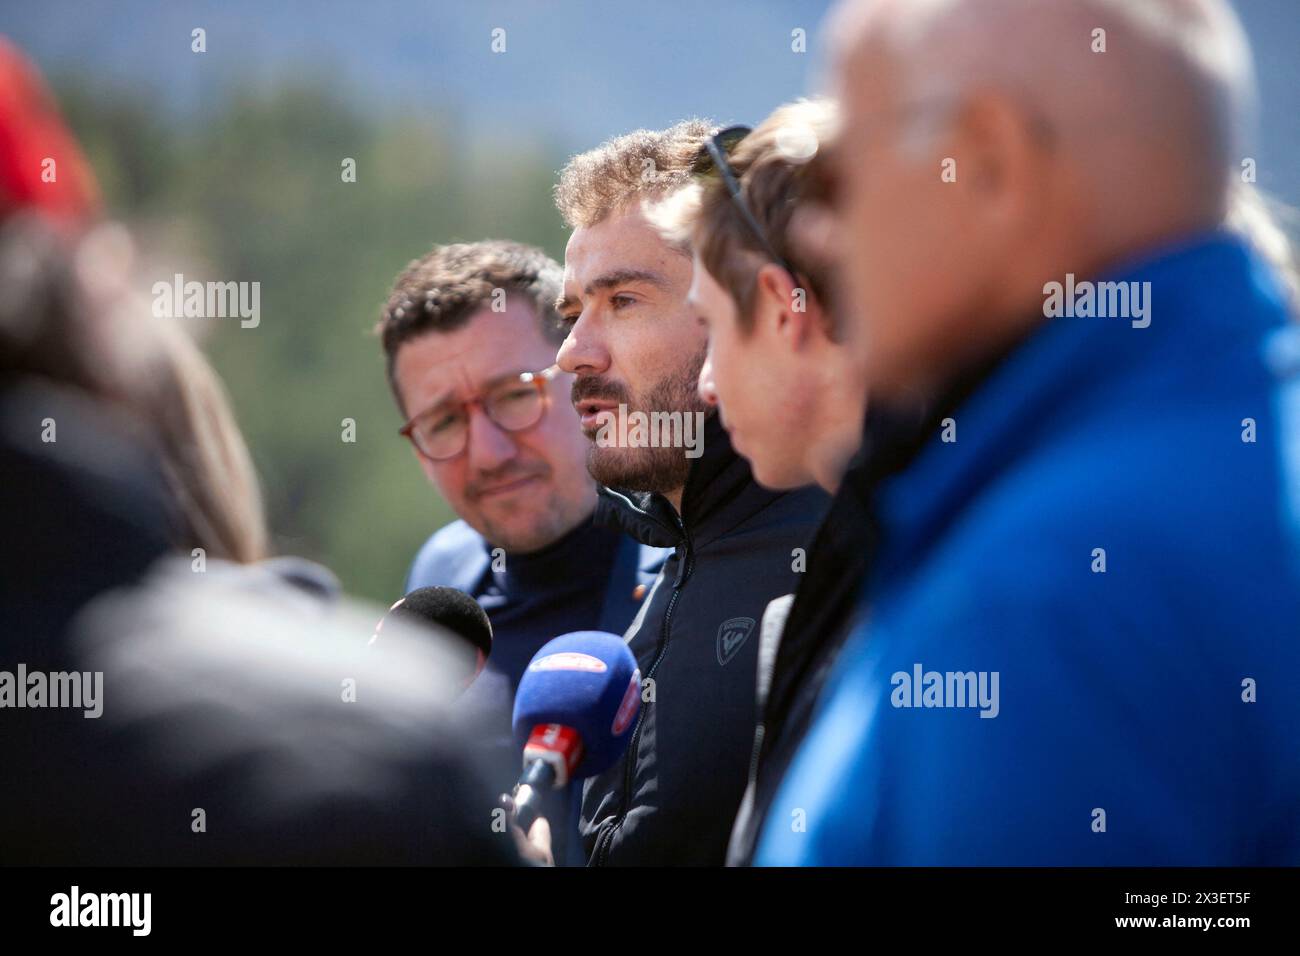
377, 240, 665, 864
759, 0, 1300, 864
649, 98, 882, 865
546, 121, 830, 866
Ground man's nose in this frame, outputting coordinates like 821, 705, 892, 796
697, 352, 719, 407
556, 313, 610, 377
465, 406, 518, 473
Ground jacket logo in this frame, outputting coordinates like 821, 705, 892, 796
716, 617, 756, 666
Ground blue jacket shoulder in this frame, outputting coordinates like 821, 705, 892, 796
405, 520, 491, 594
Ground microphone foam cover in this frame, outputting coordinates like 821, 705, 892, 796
390, 586, 492, 658
512, 631, 641, 779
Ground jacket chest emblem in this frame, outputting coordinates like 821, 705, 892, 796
716, 616, 756, 666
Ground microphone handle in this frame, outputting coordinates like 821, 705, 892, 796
513, 758, 557, 834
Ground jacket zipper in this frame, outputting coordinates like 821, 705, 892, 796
593, 510, 693, 865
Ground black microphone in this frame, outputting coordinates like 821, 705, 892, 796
373, 586, 492, 691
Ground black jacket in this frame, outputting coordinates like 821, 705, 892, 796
725, 421, 874, 865
725, 397, 974, 865
580, 414, 828, 865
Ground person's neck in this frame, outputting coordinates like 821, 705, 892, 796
885, 261, 1060, 406
493, 501, 595, 558
657, 412, 727, 520
491, 508, 611, 588
810, 431, 861, 495
876, 216, 1225, 410
807, 372, 869, 495
664, 487, 684, 515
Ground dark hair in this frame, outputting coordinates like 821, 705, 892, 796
376, 240, 565, 402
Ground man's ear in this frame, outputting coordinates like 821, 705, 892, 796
756, 263, 816, 350
952, 91, 1044, 230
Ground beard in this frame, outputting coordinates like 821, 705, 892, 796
576, 347, 710, 496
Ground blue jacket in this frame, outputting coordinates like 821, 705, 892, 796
407, 515, 666, 865
757, 232, 1300, 865
407, 518, 666, 633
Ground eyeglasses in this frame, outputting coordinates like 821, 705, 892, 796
691, 125, 798, 278
399, 365, 560, 462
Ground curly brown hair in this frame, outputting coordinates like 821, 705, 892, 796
554, 119, 715, 230
376, 239, 565, 404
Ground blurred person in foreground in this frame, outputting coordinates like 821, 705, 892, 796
1, 219, 511, 865
377, 240, 666, 864
547, 121, 829, 866
129, 318, 269, 565
648, 98, 875, 865
0, 34, 168, 658
0, 41, 511, 864
126, 314, 344, 599
757, 0, 1300, 865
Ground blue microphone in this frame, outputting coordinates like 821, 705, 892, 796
509, 631, 641, 833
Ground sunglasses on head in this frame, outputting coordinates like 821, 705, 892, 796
691, 125, 798, 278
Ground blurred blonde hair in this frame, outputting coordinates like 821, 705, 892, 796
649, 98, 840, 335
130, 320, 269, 564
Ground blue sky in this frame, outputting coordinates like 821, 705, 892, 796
4, 0, 1297, 202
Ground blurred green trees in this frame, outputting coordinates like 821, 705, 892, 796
57, 78, 570, 600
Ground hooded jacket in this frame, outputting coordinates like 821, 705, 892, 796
580, 413, 828, 865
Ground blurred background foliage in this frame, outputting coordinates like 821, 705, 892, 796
56, 78, 570, 601
11, 0, 1296, 602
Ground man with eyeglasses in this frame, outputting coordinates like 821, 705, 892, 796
377, 240, 666, 865
551, 122, 829, 866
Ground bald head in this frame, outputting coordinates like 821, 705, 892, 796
838, 0, 1251, 219
823, 0, 1258, 399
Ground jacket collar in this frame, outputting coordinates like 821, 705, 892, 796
595, 412, 783, 549
867, 230, 1287, 584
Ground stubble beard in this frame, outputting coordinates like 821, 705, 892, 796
585, 347, 710, 496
